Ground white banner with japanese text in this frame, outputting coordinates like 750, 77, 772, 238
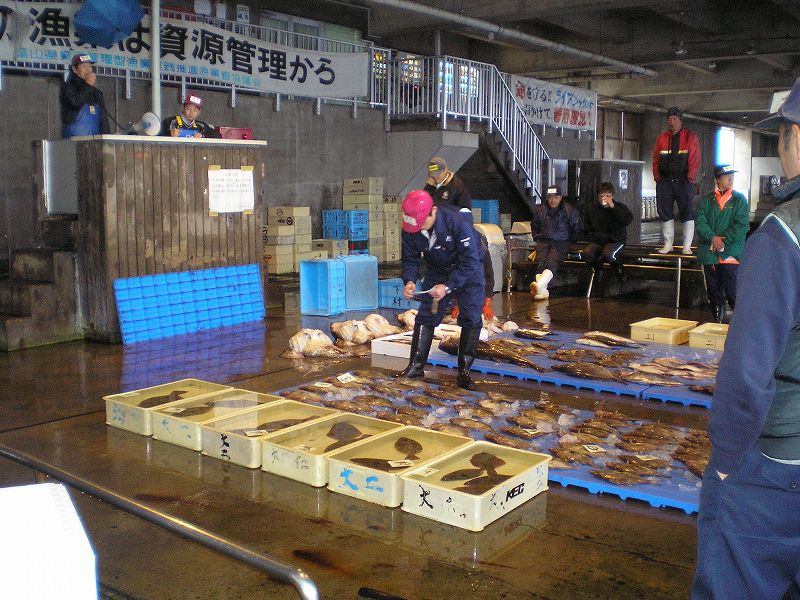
0, 1, 369, 98
510, 74, 597, 131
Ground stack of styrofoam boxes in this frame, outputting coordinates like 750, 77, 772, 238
263, 206, 313, 273
383, 195, 402, 263
344, 178, 383, 258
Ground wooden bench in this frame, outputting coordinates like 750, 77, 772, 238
510, 242, 703, 308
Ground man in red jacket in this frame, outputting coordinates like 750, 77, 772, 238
652, 107, 701, 254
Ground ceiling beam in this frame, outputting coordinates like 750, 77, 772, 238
756, 54, 793, 71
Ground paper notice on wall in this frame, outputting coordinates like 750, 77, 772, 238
208, 168, 255, 213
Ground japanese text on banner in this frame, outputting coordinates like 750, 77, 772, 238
511, 74, 597, 132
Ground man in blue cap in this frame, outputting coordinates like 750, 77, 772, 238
59, 54, 110, 138
692, 77, 800, 599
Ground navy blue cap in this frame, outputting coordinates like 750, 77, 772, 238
666, 106, 683, 117
545, 185, 562, 196
714, 165, 737, 178
756, 78, 800, 129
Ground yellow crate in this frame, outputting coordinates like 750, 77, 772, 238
689, 322, 729, 351
629, 317, 698, 345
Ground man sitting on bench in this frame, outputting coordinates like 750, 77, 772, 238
582, 182, 633, 284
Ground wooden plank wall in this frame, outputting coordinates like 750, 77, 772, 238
77, 139, 266, 341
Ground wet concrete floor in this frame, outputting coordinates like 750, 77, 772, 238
0, 283, 713, 599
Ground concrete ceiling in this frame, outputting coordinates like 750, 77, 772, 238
342, 0, 800, 126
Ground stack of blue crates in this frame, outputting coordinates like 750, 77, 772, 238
322, 210, 369, 245
322, 210, 346, 239
299, 259, 347, 315
473, 199, 500, 225
113, 265, 265, 344
378, 278, 419, 310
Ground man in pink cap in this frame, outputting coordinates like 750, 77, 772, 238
397, 190, 485, 390
160, 91, 221, 138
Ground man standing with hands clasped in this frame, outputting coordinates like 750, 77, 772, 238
397, 190, 485, 390
692, 77, 800, 600
59, 54, 110, 138
694, 165, 749, 323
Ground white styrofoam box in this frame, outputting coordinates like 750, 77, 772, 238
401, 442, 551, 531
313, 239, 348, 257
264, 223, 295, 237
273, 214, 311, 235
327, 426, 474, 507
261, 413, 403, 486
105, 379, 231, 435
399, 488, 547, 563
268, 206, 310, 218
343, 194, 384, 213
0, 483, 96, 599
343, 177, 384, 195
201, 399, 336, 468
688, 322, 728, 351
152, 388, 282, 450
371, 326, 488, 359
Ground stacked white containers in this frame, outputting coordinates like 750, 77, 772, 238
383, 195, 402, 263
343, 178, 385, 259
263, 206, 313, 273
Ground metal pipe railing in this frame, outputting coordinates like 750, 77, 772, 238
0, 444, 319, 600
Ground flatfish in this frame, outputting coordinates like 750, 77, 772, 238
350, 458, 407, 471
395, 436, 423, 460
138, 390, 187, 408
470, 452, 506, 473
257, 416, 319, 432
689, 384, 715, 395
280, 390, 325, 404
463, 473, 512, 487
617, 370, 681, 386
428, 388, 465, 402
550, 445, 597, 466
590, 469, 649, 485
552, 362, 619, 382
618, 454, 672, 470
430, 422, 470, 436
396, 405, 427, 419
499, 426, 544, 440
580, 331, 641, 347
552, 348, 604, 362
406, 395, 444, 408
451, 418, 494, 433
167, 404, 213, 417
485, 432, 530, 449
352, 394, 395, 409
439, 336, 548, 372
441, 468, 485, 482
375, 411, 422, 426
513, 328, 552, 339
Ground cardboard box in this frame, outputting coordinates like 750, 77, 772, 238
313, 239, 348, 257
266, 256, 294, 274
264, 235, 296, 246
384, 239, 400, 254
630, 317, 699, 345
294, 233, 312, 247
343, 177, 384, 195
268, 206, 310, 218
343, 193, 384, 213
307, 249, 329, 260
384, 249, 401, 262
294, 251, 317, 271
272, 214, 311, 236
370, 248, 385, 261
263, 244, 294, 262
384, 195, 402, 209
293, 244, 312, 256
264, 224, 295, 237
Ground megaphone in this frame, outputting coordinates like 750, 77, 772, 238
132, 112, 161, 136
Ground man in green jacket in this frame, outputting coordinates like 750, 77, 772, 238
695, 165, 750, 322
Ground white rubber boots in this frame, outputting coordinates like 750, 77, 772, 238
533, 269, 553, 300
658, 220, 674, 254
681, 220, 694, 254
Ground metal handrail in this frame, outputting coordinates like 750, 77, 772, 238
0, 444, 319, 600
386, 55, 549, 202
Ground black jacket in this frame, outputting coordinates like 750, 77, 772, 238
424, 173, 472, 209
59, 72, 110, 133
160, 114, 221, 138
583, 200, 633, 245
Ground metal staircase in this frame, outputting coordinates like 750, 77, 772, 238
386, 55, 549, 210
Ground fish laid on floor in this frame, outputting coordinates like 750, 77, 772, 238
552, 348, 605, 362
551, 361, 620, 382
138, 390, 187, 408
484, 432, 530, 449
513, 328, 553, 339
280, 390, 326, 404
375, 411, 422, 426
499, 425, 545, 440
590, 469, 651, 486
351, 394, 395, 409
430, 423, 470, 437
451, 418, 494, 432
282, 329, 347, 359
617, 370, 682, 386
580, 331, 642, 348
689, 384, 716, 395
406, 395, 445, 408
438, 336, 548, 372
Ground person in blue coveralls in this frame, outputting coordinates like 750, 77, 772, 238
397, 190, 485, 390
59, 54, 110, 138
691, 77, 800, 600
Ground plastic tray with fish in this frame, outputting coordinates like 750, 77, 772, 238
327, 426, 473, 507
105, 379, 232, 435
401, 441, 551, 531
261, 413, 402, 486
152, 389, 283, 451
399, 492, 547, 564
201, 399, 338, 467
630, 317, 698, 345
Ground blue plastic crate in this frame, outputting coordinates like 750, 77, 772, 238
378, 278, 419, 310
339, 255, 378, 310
113, 264, 265, 344
300, 259, 347, 315
473, 199, 500, 225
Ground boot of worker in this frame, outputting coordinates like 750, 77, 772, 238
482, 297, 495, 320
681, 220, 695, 255
658, 220, 675, 254
534, 269, 553, 301
397, 323, 435, 379
712, 304, 726, 324
529, 272, 543, 298
456, 326, 481, 390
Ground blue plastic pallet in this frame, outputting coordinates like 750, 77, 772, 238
114, 264, 265, 344
300, 259, 347, 315
549, 469, 699, 514
640, 385, 713, 408
426, 349, 649, 397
